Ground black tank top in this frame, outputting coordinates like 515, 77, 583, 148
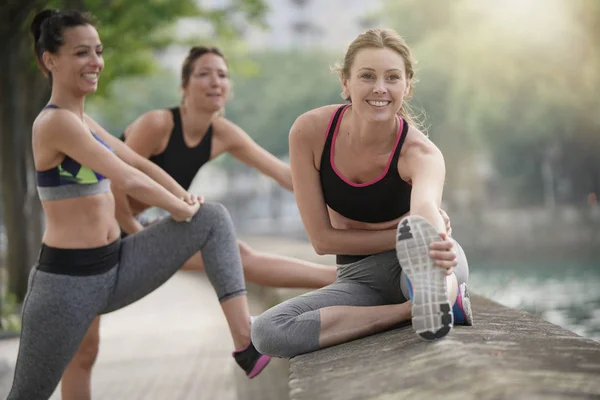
148, 107, 213, 189
319, 105, 412, 224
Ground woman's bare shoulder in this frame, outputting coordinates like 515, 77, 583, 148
33, 108, 82, 141
125, 108, 174, 139
402, 124, 442, 157
291, 104, 345, 141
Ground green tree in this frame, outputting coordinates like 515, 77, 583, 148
0, 0, 266, 302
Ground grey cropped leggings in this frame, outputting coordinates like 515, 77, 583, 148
8, 203, 245, 400
251, 240, 469, 359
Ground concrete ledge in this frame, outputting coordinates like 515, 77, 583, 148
240, 236, 600, 399
289, 295, 600, 400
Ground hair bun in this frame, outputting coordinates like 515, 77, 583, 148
30, 9, 60, 42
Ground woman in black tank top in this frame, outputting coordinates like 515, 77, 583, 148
251, 29, 473, 360
116, 48, 340, 284
63, 46, 345, 397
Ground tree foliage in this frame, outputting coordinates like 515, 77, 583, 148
380, 0, 600, 207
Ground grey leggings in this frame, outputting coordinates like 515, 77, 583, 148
251, 240, 469, 359
8, 202, 245, 400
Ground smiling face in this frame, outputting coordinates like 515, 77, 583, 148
342, 47, 410, 122
182, 53, 230, 112
43, 24, 103, 96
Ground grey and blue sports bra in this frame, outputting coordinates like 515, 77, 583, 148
35, 104, 113, 201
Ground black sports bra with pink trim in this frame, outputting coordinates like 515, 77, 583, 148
319, 105, 412, 224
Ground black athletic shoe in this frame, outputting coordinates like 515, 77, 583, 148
232, 341, 271, 379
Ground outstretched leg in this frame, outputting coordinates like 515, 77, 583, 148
252, 251, 412, 358
251, 279, 410, 358
180, 241, 337, 289
237, 240, 336, 288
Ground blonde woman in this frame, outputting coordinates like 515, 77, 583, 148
251, 28, 473, 358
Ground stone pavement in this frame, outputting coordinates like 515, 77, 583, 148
0, 236, 322, 400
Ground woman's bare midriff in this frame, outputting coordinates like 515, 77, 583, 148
328, 207, 407, 232
42, 192, 121, 248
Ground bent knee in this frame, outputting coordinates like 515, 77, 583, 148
251, 314, 296, 359
193, 202, 234, 232
200, 202, 230, 221
451, 239, 469, 284
250, 314, 273, 355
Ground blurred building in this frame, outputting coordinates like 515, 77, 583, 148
199, 0, 383, 50
160, 0, 384, 70
243, 0, 383, 50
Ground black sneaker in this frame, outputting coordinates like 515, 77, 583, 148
232, 341, 271, 379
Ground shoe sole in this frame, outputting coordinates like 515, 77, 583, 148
396, 215, 453, 340
248, 354, 271, 379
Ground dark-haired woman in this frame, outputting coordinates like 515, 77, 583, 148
118, 46, 340, 287
7, 9, 270, 400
